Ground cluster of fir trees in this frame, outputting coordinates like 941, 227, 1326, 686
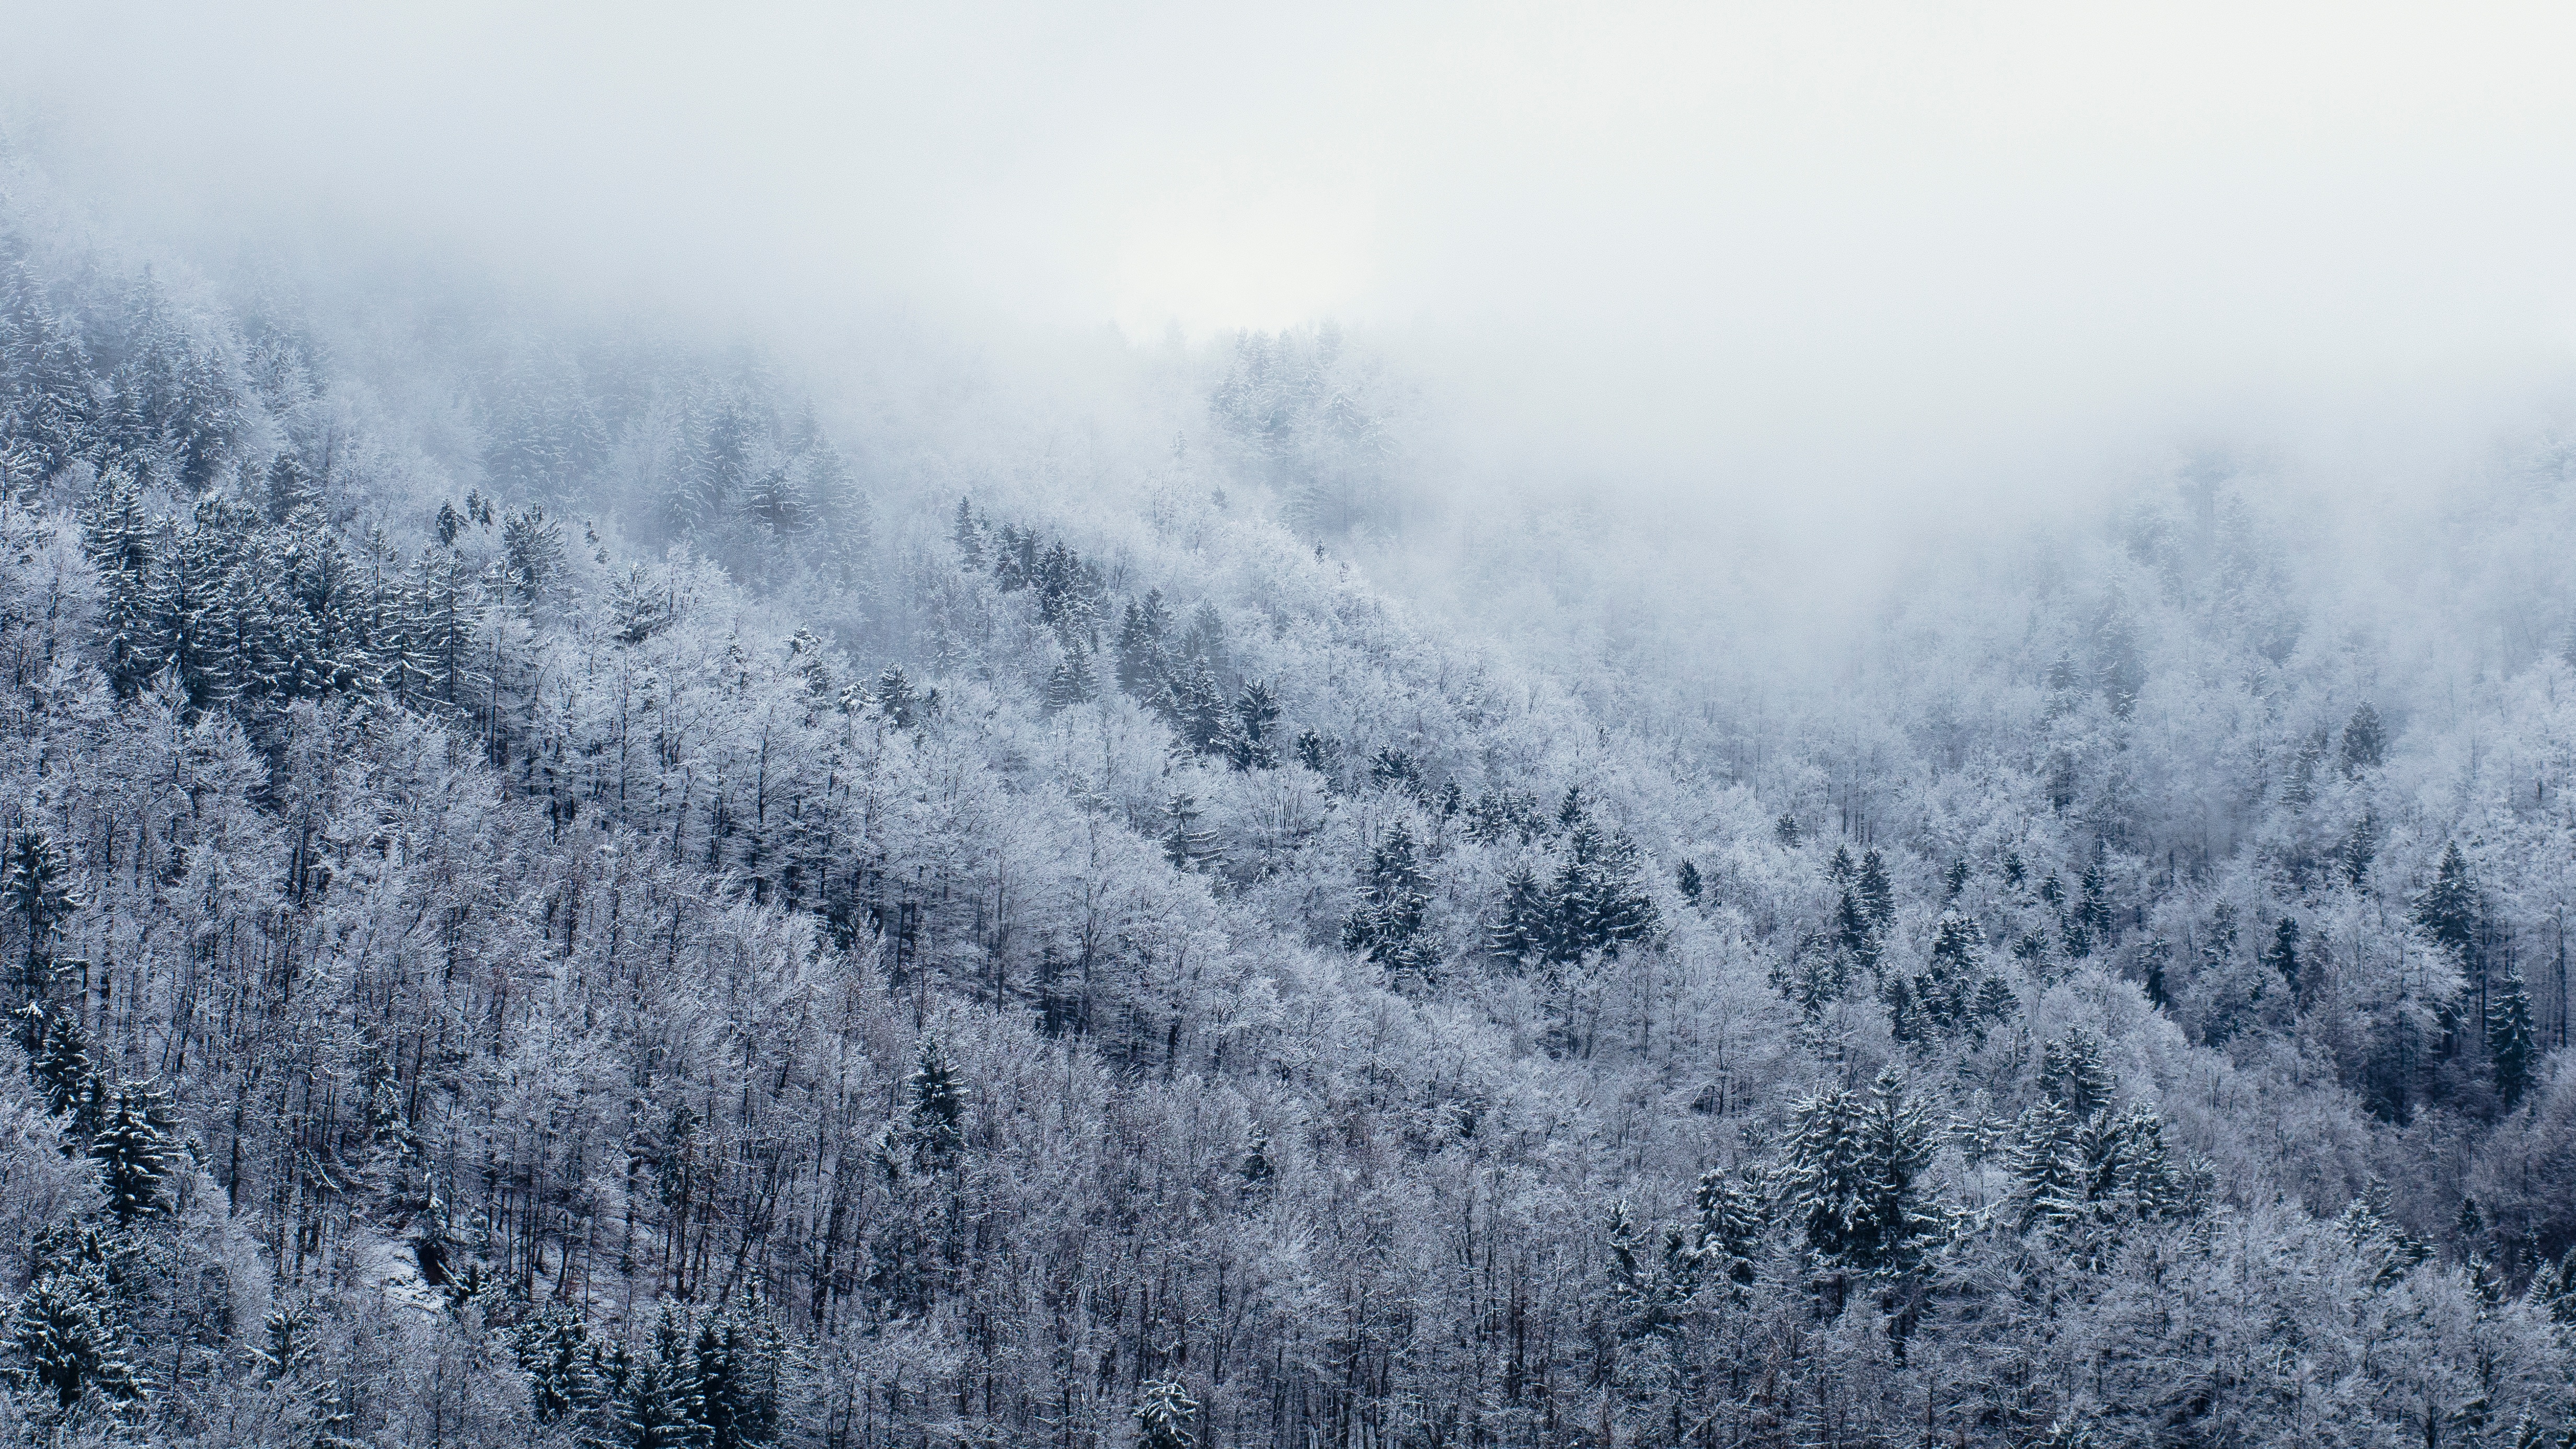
80, 476, 549, 731
510, 1296, 787, 1449
956, 498, 1290, 769
1489, 788, 1664, 970
4, 999, 181, 1427
2417, 841, 2547, 1109
467, 340, 869, 592
0, 249, 263, 497
1584, 1042, 2279, 1444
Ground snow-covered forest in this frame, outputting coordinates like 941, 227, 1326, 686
5, 78, 2576, 1449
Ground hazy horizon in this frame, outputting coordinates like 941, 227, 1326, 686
14, 2, 2576, 546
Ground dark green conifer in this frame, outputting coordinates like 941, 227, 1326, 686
1162, 793, 1223, 871
2415, 843, 2479, 965
1342, 821, 1437, 986
2341, 702, 2386, 774
3, 829, 85, 995
904, 1039, 965, 1169
2265, 916, 2302, 996
1136, 1378, 1199, 1449
89, 1080, 174, 1225
8, 1265, 146, 1410
2488, 965, 2538, 1108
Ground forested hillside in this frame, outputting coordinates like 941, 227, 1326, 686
2, 162, 2575, 1449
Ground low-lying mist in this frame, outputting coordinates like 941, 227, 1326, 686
13, 3, 2576, 617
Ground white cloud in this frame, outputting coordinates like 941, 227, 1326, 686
10, 0, 2575, 527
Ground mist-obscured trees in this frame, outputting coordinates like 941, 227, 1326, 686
4, 169, 2576, 1449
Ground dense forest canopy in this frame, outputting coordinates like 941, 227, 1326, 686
2, 142, 2575, 1449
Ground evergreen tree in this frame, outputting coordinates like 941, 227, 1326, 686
784, 626, 835, 704
1370, 749, 1422, 797
80, 472, 164, 696
1690, 1167, 1764, 1292
0, 255, 96, 476
2341, 702, 2387, 774
2264, 915, 2302, 996
2341, 809, 2382, 886
692, 1303, 779, 1449
2039, 1030, 2116, 1119
1170, 657, 1230, 756
607, 562, 676, 646
873, 665, 919, 730
1042, 640, 1098, 711
950, 496, 982, 568
404, 547, 487, 709
1835, 881, 1878, 979
1226, 680, 1281, 770
2487, 965, 2539, 1108
514, 1304, 595, 1427
1857, 848, 1895, 933
147, 509, 240, 711
687, 1317, 734, 1445
1602, 1202, 1696, 1342
1489, 866, 1551, 967
502, 504, 566, 603
249, 1302, 317, 1385
1785, 937, 1855, 1020
1970, 975, 2019, 1041
1552, 821, 1662, 961
1676, 858, 1703, 904
903, 1039, 965, 1169
731, 1305, 788, 1448
2006, 1096, 2088, 1229
114, 277, 242, 490
1852, 1069, 1943, 1272
685, 1309, 773, 1444
743, 463, 811, 538
1341, 821, 1437, 986
2528, 1250, 2576, 1327
30, 1006, 96, 1126
7, 1265, 146, 1411
1161, 793, 1222, 871
2416, 843, 2479, 965
89, 1080, 174, 1225
217, 548, 316, 711
288, 523, 376, 694
2071, 859, 2114, 955
2105, 1103, 2191, 1221
1238, 1129, 1274, 1201
2415, 843, 2481, 1062
1780, 1068, 1939, 1284
990, 524, 1031, 591
3, 828, 86, 994
1136, 1378, 1199, 1449
617, 1312, 704, 1449
1922, 912, 1988, 1038
1178, 602, 1226, 676
262, 451, 316, 520
1115, 591, 1172, 698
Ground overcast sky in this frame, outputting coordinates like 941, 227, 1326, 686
10, 2, 2576, 520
